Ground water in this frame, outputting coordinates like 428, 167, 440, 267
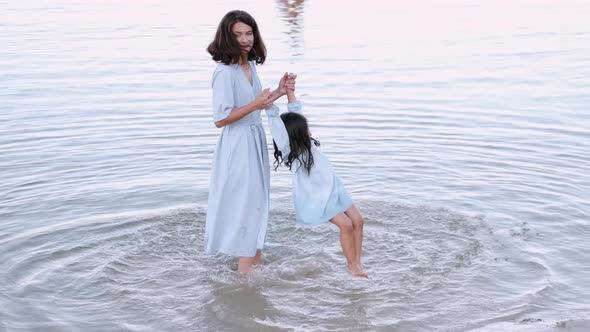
1, 0, 589, 331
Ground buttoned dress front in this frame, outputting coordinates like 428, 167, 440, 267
205, 61, 270, 257
266, 101, 353, 225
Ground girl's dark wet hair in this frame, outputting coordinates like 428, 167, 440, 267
207, 10, 267, 65
273, 112, 320, 175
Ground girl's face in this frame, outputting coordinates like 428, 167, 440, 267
232, 21, 254, 55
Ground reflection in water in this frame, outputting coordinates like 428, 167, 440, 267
205, 283, 276, 330
275, 0, 305, 57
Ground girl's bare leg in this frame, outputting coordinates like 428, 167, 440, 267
330, 212, 367, 277
344, 205, 365, 269
238, 250, 262, 274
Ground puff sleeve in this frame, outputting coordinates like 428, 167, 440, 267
211, 65, 235, 122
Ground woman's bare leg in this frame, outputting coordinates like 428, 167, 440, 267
238, 250, 262, 274
252, 249, 262, 266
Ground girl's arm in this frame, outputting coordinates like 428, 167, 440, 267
285, 84, 308, 135
265, 105, 291, 157
286, 88, 296, 103
286, 73, 301, 113
286, 94, 302, 114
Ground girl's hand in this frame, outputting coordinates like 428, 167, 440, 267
255, 88, 273, 109
286, 73, 297, 92
285, 74, 296, 103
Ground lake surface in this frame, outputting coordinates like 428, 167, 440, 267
1, 0, 589, 331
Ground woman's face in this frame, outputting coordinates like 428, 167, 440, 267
232, 21, 254, 54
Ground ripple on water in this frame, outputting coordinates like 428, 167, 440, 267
0, 201, 554, 331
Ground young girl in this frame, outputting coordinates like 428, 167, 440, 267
266, 77, 368, 278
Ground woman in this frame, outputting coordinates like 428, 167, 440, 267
205, 10, 295, 273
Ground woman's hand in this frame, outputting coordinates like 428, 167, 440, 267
277, 72, 297, 96
277, 72, 288, 96
255, 88, 273, 109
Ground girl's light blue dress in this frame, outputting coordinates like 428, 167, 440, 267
266, 101, 353, 225
205, 61, 269, 257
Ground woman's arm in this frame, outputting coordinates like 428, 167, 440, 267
214, 89, 272, 128
211, 66, 272, 128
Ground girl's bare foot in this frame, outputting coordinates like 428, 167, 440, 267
349, 264, 369, 278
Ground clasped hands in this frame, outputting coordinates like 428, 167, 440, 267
256, 72, 297, 110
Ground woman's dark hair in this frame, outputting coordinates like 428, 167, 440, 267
273, 112, 320, 175
207, 10, 267, 65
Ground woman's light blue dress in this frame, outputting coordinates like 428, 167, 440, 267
266, 101, 353, 225
205, 61, 269, 257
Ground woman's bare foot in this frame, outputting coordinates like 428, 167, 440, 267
237, 250, 263, 274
